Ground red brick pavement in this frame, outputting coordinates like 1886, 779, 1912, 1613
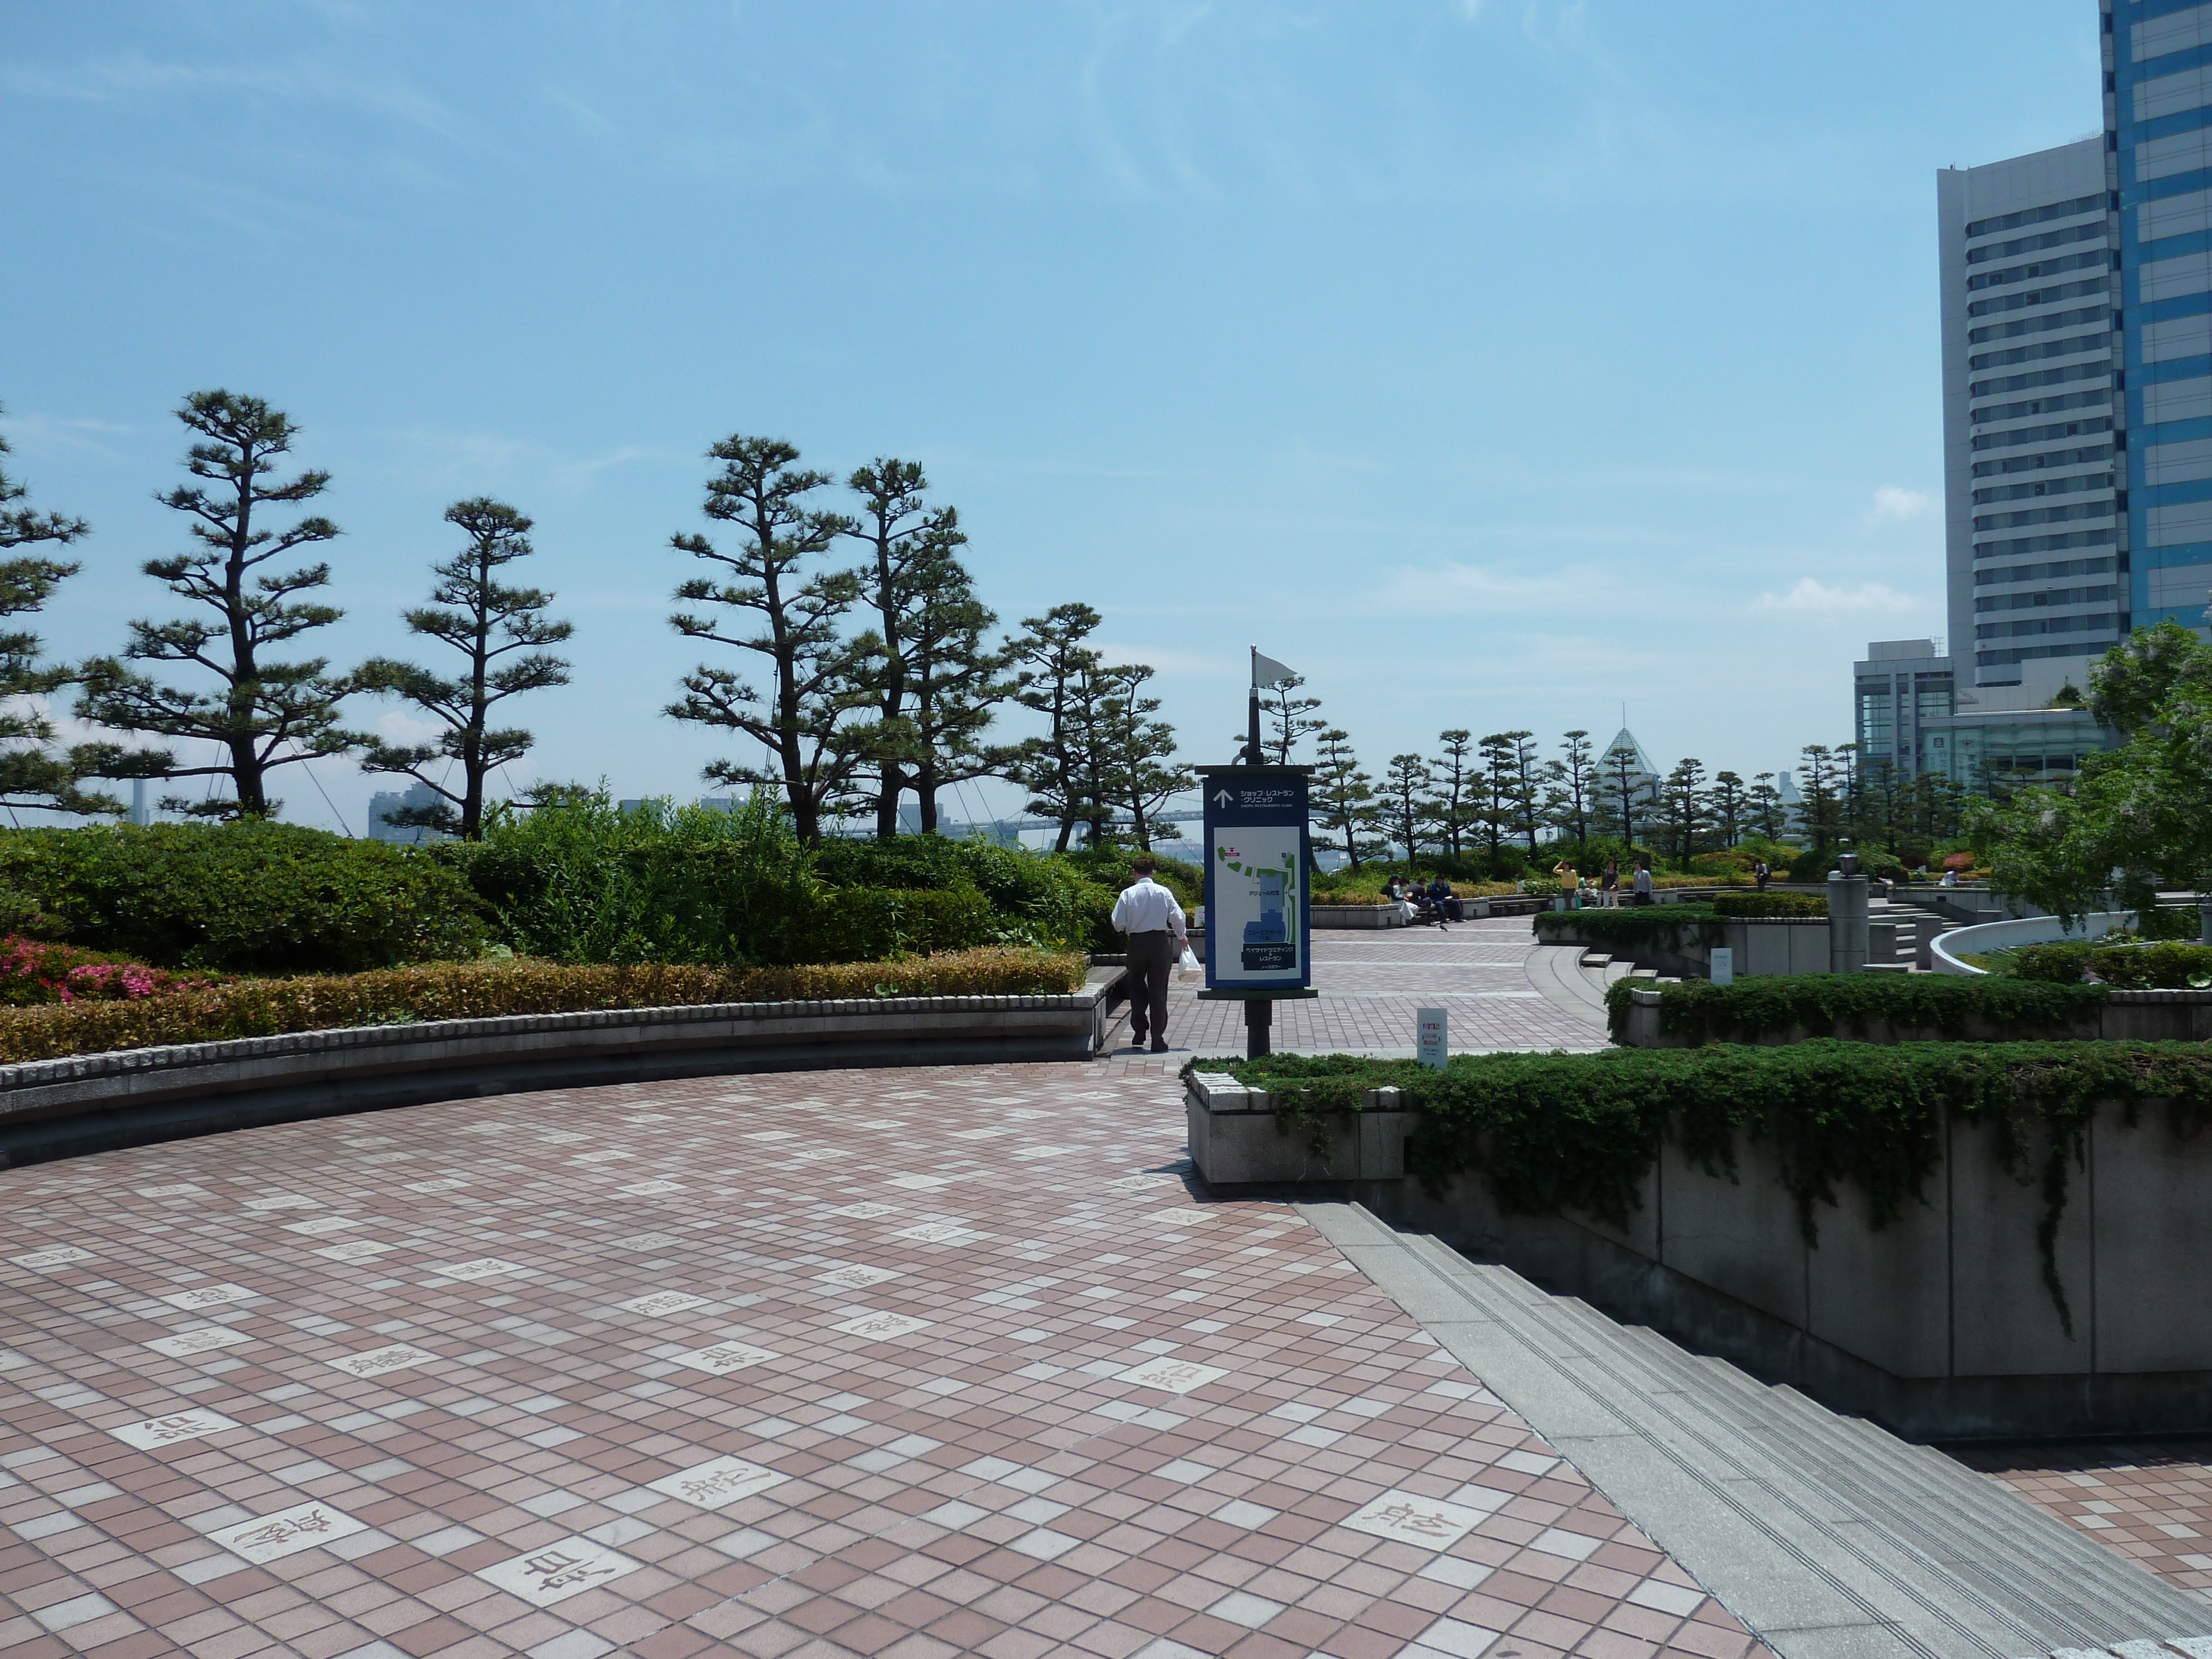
1152, 919, 1605, 1057
0, 1061, 1761, 1659
1949, 1439, 2212, 1601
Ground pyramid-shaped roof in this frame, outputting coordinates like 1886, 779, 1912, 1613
1599, 727, 1658, 779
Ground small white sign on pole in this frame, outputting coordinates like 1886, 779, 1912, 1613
1416, 1007, 1448, 1070
1709, 946, 1734, 987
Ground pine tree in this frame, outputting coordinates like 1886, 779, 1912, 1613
1098, 664, 1191, 849
1747, 772, 1786, 842
846, 459, 961, 836
1380, 754, 1434, 871
0, 409, 168, 814
77, 391, 353, 818
354, 499, 573, 839
1797, 744, 1843, 852
1544, 730, 1594, 844
1709, 770, 1746, 848
1431, 729, 1477, 857
666, 435, 866, 846
1006, 603, 1104, 852
1659, 757, 1708, 864
1312, 728, 1384, 868
1261, 674, 1324, 764
1600, 740, 1652, 850
896, 542, 1015, 833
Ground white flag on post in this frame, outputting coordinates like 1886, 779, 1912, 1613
1251, 649, 1297, 688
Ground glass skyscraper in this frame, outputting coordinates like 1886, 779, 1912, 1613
2113, 0, 2212, 634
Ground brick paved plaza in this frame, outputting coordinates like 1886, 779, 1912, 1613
1, 927, 2207, 1658
1150, 917, 1606, 1057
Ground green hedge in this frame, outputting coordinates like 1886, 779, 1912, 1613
2006, 940, 2212, 989
1533, 905, 1720, 947
1194, 1041, 2212, 1332
1603, 972, 2109, 1045
0, 947, 1088, 1064
0, 822, 483, 973
452, 795, 1119, 966
1712, 891, 1827, 919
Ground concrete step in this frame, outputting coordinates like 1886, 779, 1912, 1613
1301, 1204, 2212, 1659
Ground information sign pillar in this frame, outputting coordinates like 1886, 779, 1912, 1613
1195, 763, 1317, 1060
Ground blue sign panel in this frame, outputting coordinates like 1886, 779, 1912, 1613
1199, 766, 1312, 991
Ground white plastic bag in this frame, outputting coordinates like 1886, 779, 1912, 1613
1177, 946, 1201, 983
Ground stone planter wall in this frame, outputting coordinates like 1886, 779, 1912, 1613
1539, 916, 1832, 979
1184, 1071, 1409, 1185
0, 969, 1126, 1170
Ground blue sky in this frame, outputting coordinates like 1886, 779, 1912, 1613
1, 1, 2104, 832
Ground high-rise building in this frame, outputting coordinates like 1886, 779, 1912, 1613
1938, 137, 2126, 690
2110, 0, 2212, 636
1905, 124, 2128, 791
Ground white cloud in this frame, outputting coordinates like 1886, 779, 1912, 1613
1754, 577, 1921, 614
1869, 486, 1934, 523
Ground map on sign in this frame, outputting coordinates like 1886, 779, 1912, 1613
1201, 767, 1312, 990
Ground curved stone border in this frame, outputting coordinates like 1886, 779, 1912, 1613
0, 969, 1123, 1169
1931, 910, 2131, 974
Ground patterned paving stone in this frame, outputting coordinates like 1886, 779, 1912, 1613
1133, 917, 1606, 1057
1950, 1438, 2212, 1600
0, 1060, 1759, 1658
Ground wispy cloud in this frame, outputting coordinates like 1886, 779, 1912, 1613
1869, 486, 1935, 523
1754, 577, 1922, 614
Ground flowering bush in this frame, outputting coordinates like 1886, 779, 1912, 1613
0, 937, 209, 1006
0, 946, 1088, 1063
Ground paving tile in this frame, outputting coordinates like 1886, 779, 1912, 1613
0, 943, 1746, 1659
1949, 1436, 2212, 1597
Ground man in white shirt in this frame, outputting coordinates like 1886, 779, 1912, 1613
1110, 856, 1188, 1053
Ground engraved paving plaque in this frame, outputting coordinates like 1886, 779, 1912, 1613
1340, 1488, 1487, 1550
611, 1291, 711, 1318
647, 1454, 788, 1509
1117, 1356, 1231, 1395
283, 1215, 364, 1235
668, 1341, 778, 1376
312, 1239, 399, 1262
327, 1343, 440, 1378
427, 1258, 527, 1282
160, 1282, 259, 1311
11, 1245, 95, 1270
113, 1408, 243, 1448
145, 1327, 255, 1359
828, 1310, 930, 1340
213, 1501, 368, 1563
478, 1537, 642, 1606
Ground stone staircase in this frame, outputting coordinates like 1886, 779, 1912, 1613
1303, 1201, 2212, 1658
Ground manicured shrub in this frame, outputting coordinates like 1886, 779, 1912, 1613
0, 946, 1088, 1064
2006, 940, 2212, 989
453, 792, 1120, 964
1604, 972, 2107, 1045
0, 822, 484, 972
1533, 905, 1720, 947
1712, 892, 1827, 919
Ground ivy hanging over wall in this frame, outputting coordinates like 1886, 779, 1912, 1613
1187, 1041, 2212, 1335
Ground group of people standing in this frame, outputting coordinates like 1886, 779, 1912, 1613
1551, 857, 1652, 909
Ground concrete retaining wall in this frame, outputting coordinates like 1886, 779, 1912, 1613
0, 971, 1124, 1170
1186, 1070, 2212, 1436
1540, 916, 1831, 979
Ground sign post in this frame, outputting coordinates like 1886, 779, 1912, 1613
1416, 1008, 1448, 1070
1196, 763, 1316, 1058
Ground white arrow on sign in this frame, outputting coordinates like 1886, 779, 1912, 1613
1212, 789, 1234, 808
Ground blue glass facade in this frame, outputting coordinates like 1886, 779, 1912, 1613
2112, 0, 2212, 632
